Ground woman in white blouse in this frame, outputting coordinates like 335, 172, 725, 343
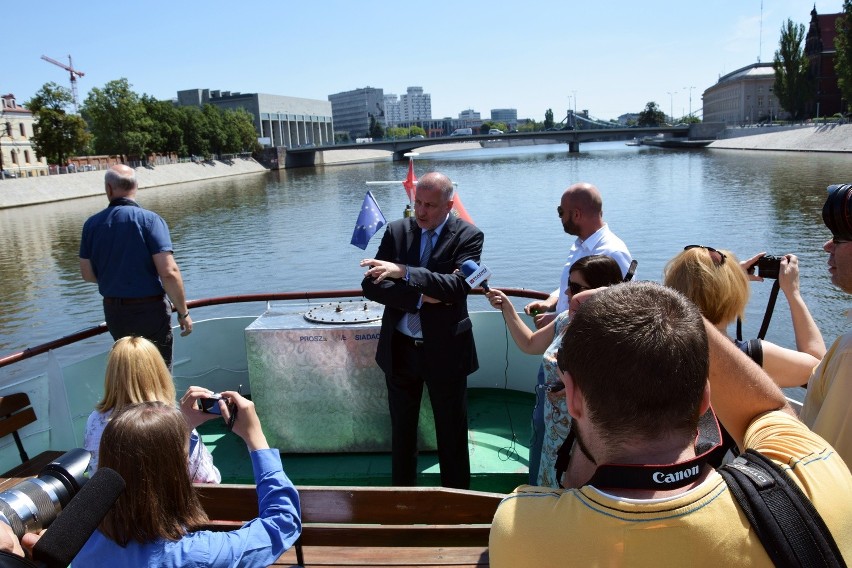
84, 335, 221, 483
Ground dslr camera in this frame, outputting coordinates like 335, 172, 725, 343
756, 255, 783, 279
0, 449, 90, 538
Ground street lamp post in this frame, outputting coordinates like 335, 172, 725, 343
667, 91, 677, 124
683, 86, 695, 118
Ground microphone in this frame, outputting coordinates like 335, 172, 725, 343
31, 468, 125, 568
460, 260, 492, 292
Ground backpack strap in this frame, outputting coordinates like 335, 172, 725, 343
719, 449, 846, 567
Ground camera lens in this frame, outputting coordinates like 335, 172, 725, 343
822, 184, 852, 241
0, 449, 90, 538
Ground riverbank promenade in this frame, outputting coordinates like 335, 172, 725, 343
0, 157, 268, 209
710, 122, 852, 152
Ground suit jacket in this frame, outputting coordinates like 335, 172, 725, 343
362, 215, 484, 378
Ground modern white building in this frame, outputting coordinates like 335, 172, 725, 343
702, 63, 785, 125
459, 109, 481, 121
399, 86, 431, 122
0, 94, 49, 178
177, 89, 334, 148
383, 94, 402, 127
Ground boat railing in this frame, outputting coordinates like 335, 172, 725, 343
0, 288, 549, 370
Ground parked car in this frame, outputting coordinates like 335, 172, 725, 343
410, 134, 425, 139
0, 170, 16, 179
450, 128, 473, 136
488, 129, 503, 135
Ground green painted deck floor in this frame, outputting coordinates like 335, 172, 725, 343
198, 388, 533, 493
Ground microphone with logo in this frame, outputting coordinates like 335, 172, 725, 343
460, 259, 492, 293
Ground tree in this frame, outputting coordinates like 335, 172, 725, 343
773, 19, 813, 120
141, 95, 184, 156
386, 127, 410, 138
25, 82, 90, 165
179, 106, 211, 157
225, 108, 261, 153
409, 125, 426, 137
82, 78, 152, 157
518, 120, 541, 132
544, 109, 554, 130
836, 0, 852, 113
368, 116, 384, 139
637, 102, 666, 126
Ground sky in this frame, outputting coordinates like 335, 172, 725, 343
3, 0, 844, 122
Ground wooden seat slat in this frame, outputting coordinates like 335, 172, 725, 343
196, 484, 502, 566
269, 546, 489, 567
197, 485, 503, 524
0, 451, 64, 480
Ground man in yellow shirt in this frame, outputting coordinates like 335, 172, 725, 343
489, 282, 852, 567
799, 182, 852, 469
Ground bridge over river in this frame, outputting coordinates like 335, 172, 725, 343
282, 124, 721, 167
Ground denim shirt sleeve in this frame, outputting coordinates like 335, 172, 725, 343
176, 448, 302, 567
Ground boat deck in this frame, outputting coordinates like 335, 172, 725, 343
199, 388, 533, 493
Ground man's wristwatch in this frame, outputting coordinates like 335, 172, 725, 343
177, 311, 190, 320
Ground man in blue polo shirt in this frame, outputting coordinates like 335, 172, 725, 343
79, 164, 192, 368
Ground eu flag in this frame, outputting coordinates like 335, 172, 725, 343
350, 191, 387, 250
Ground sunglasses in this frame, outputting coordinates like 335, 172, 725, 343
832, 235, 852, 245
684, 244, 726, 265
568, 281, 590, 296
557, 206, 564, 217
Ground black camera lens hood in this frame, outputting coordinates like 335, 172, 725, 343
823, 183, 852, 241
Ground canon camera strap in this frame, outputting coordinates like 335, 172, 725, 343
556, 409, 724, 491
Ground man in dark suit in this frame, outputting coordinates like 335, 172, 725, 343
360, 172, 484, 489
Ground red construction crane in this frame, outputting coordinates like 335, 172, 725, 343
40, 54, 85, 114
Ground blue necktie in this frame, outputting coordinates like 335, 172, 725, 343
407, 230, 434, 336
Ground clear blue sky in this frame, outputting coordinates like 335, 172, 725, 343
4, 0, 842, 122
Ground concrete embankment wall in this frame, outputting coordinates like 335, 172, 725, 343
0, 158, 268, 209
709, 123, 852, 152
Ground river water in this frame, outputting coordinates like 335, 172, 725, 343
0, 141, 849, 385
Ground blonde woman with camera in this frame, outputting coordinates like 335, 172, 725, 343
664, 246, 825, 387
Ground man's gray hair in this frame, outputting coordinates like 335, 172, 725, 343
105, 167, 137, 192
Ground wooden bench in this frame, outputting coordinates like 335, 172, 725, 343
197, 485, 503, 567
0, 393, 64, 478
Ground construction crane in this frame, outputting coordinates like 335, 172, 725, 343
40, 54, 85, 114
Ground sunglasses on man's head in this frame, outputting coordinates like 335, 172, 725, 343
684, 244, 726, 265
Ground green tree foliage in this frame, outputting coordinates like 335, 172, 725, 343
773, 19, 813, 120
82, 78, 153, 157
480, 121, 509, 134
25, 82, 90, 164
227, 108, 261, 153
369, 116, 385, 138
386, 127, 410, 138
518, 120, 541, 132
637, 102, 666, 126
141, 95, 184, 155
544, 109, 554, 129
409, 125, 426, 137
179, 105, 211, 157
836, 0, 852, 112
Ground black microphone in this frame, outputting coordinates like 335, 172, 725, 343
460, 260, 492, 292
31, 468, 125, 568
